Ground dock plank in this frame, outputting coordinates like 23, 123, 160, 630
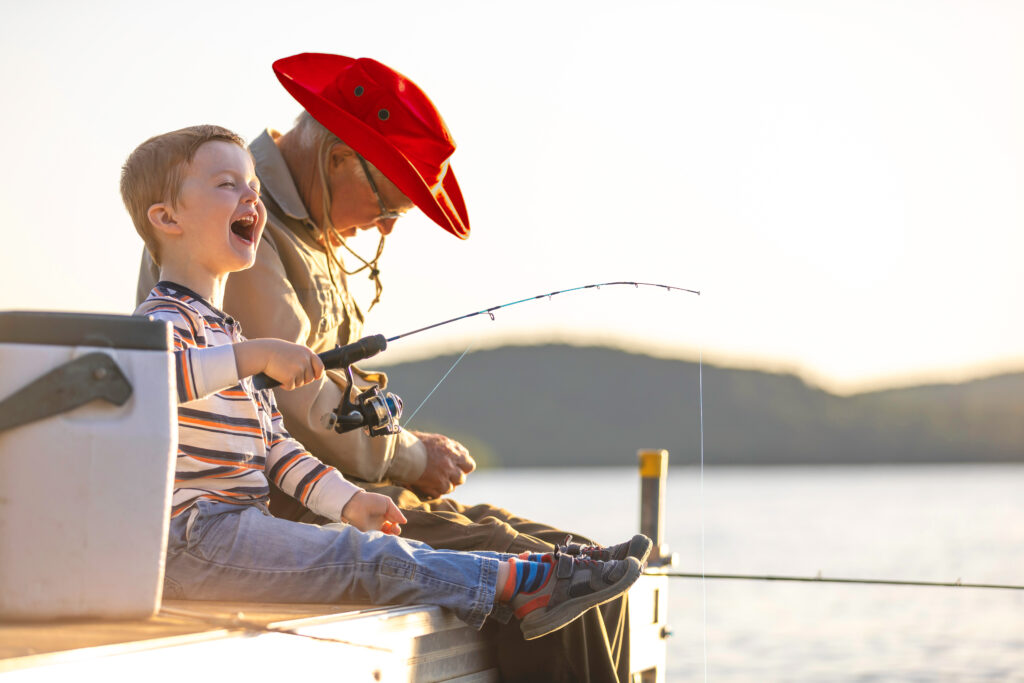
0, 600, 497, 681
0, 599, 372, 661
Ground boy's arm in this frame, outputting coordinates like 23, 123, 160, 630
264, 398, 363, 522
263, 393, 405, 531
138, 302, 324, 403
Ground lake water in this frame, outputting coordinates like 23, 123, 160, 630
453, 464, 1024, 682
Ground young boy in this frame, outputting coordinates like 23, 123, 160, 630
121, 125, 648, 640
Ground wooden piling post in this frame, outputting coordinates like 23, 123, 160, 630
639, 448, 675, 567
632, 449, 672, 682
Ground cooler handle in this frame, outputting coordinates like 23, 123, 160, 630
0, 352, 133, 433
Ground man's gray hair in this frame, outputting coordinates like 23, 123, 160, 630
294, 110, 342, 152
293, 110, 345, 234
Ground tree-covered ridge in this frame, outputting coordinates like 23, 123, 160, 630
377, 345, 1024, 467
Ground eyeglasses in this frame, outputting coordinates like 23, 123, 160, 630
356, 154, 405, 221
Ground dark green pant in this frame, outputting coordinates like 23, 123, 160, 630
269, 482, 631, 682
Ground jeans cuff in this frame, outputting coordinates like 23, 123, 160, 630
462, 555, 500, 630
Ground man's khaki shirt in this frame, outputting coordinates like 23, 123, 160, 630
137, 129, 427, 484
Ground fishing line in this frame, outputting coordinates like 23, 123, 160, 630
652, 572, 1024, 591
402, 341, 475, 429
698, 346, 709, 683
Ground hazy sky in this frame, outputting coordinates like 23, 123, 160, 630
1, 0, 1021, 394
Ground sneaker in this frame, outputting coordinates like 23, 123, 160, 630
511, 554, 642, 640
560, 533, 653, 567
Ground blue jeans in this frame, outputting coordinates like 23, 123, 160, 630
163, 500, 508, 629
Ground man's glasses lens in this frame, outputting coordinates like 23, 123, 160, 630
357, 155, 404, 221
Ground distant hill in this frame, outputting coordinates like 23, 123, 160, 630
374, 344, 1024, 467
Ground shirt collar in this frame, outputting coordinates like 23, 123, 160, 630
250, 129, 312, 223
154, 280, 232, 322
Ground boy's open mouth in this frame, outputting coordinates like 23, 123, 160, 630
230, 214, 257, 244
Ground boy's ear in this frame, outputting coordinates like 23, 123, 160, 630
147, 202, 183, 236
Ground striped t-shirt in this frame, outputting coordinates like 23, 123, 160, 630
136, 281, 361, 519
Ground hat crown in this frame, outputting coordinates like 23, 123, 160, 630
324, 58, 455, 190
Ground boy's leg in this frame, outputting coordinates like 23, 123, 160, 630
165, 500, 501, 629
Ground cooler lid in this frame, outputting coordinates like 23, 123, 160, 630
0, 312, 171, 351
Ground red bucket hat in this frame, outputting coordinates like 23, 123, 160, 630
273, 53, 469, 239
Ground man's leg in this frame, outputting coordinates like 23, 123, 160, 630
360, 482, 600, 552
269, 481, 595, 551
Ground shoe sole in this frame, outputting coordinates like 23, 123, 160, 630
520, 556, 642, 640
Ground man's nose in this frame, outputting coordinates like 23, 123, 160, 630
374, 217, 399, 235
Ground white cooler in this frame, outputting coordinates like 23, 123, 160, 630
0, 311, 176, 620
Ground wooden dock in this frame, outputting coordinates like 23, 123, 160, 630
0, 575, 668, 681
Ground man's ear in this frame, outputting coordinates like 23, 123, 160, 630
147, 202, 183, 236
328, 142, 355, 172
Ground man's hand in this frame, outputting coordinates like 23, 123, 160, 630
408, 431, 477, 499
341, 491, 407, 534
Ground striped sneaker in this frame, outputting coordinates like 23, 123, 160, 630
511, 554, 642, 640
560, 534, 653, 567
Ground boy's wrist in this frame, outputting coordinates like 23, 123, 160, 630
233, 339, 268, 379
233, 340, 250, 378
340, 490, 364, 522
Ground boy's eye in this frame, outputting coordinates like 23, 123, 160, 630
220, 181, 236, 188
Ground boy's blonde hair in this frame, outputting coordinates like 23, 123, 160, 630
120, 125, 246, 266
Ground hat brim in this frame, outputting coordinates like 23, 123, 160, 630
274, 53, 469, 239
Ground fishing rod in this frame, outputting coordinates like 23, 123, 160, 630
654, 571, 1024, 591
387, 281, 700, 343
252, 281, 700, 436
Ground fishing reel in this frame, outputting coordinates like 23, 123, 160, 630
252, 333, 402, 437
324, 364, 403, 437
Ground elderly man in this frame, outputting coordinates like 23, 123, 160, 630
138, 53, 642, 681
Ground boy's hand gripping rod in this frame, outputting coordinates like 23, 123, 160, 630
251, 334, 403, 437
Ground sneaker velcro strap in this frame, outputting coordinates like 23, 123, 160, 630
555, 553, 576, 579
